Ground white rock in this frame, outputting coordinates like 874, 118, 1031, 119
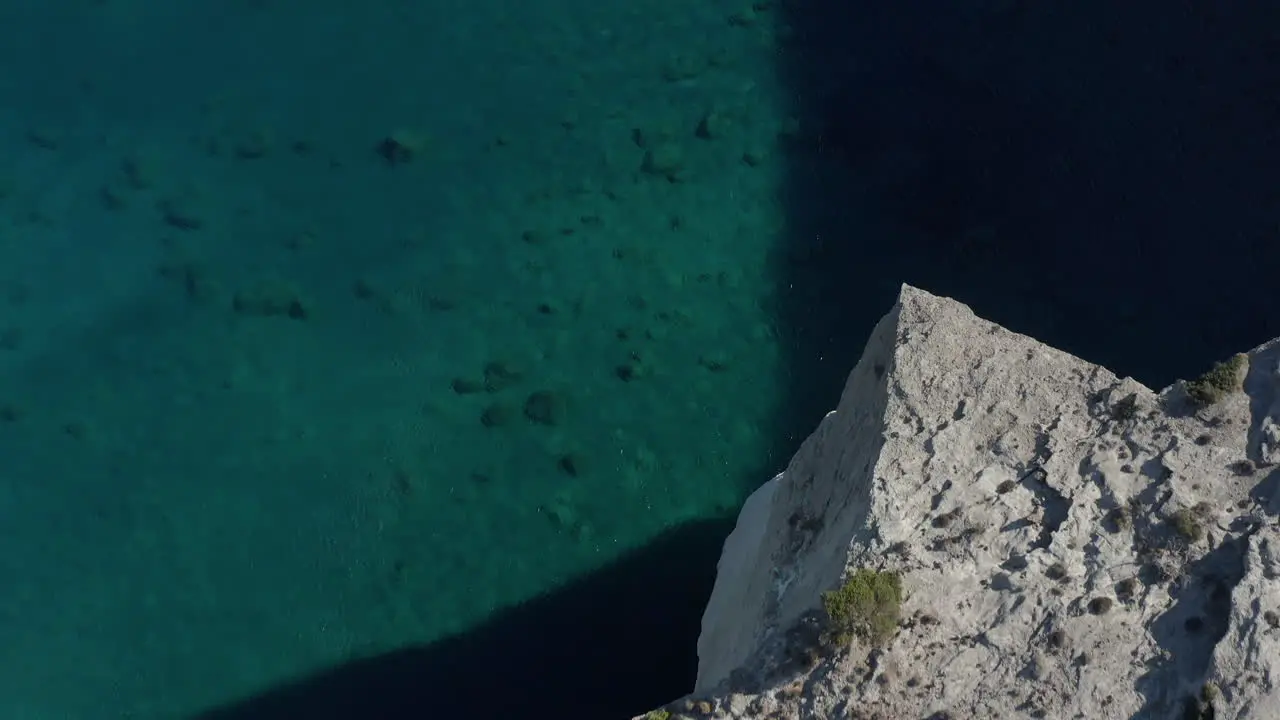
645, 284, 1280, 720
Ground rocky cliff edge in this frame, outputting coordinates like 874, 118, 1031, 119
640, 284, 1280, 720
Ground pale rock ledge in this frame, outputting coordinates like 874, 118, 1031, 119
642, 284, 1280, 720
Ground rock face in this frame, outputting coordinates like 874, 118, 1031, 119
657, 285, 1280, 719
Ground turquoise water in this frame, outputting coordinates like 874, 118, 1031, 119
2, 2, 1279, 718
0, 1, 806, 717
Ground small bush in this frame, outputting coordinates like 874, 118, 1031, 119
1201, 682, 1220, 702
1107, 506, 1132, 532
1184, 354, 1246, 407
1087, 596, 1114, 615
1110, 393, 1139, 421
1170, 508, 1204, 543
1116, 577, 1139, 602
821, 569, 903, 647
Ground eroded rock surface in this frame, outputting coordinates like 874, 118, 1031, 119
648, 284, 1280, 720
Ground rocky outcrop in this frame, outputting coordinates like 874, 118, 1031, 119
644, 284, 1280, 720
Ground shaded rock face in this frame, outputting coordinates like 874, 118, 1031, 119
673, 285, 1279, 720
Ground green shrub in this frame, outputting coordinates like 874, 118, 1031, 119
821, 569, 903, 647
1170, 507, 1205, 543
1185, 354, 1246, 407
1110, 393, 1139, 421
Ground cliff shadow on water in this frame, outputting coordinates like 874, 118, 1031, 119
196, 518, 733, 720
774, 0, 1280, 431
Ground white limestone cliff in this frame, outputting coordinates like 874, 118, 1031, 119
644, 284, 1280, 720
